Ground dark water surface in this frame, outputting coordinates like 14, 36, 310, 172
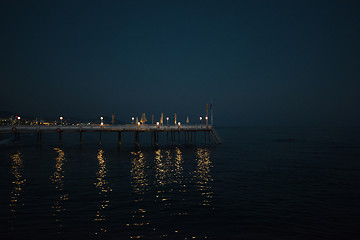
1, 127, 360, 239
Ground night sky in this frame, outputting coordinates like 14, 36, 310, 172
1, 0, 360, 126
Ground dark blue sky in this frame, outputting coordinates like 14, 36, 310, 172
1, 0, 360, 126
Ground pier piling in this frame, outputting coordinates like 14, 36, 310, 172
0, 124, 221, 147
118, 132, 122, 147
135, 131, 139, 148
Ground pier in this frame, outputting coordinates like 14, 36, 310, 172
0, 124, 221, 147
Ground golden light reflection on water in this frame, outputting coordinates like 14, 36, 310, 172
94, 149, 112, 236
50, 148, 68, 231
155, 149, 168, 187
154, 149, 176, 207
9, 152, 26, 215
155, 148, 183, 187
128, 147, 213, 239
154, 148, 186, 206
154, 147, 189, 237
174, 148, 184, 183
194, 148, 213, 207
128, 150, 150, 239
131, 151, 148, 194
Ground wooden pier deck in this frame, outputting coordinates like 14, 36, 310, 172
0, 124, 222, 146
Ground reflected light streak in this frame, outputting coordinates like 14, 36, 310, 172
129, 151, 150, 239
130, 151, 148, 194
172, 147, 188, 217
174, 147, 183, 184
154, 148, 184, 186
154, 148, 189, 237
9, 152, 26, 215
50, 148, 68, 232
195, 148, 213, 206
94, 149, 112, 236
155, 149, 168, 187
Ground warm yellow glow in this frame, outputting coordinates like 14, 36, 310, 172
129, 151, 150, 236
9, 152, 26, 214
205, 116, 208, 120
174, 147, 183, 183
94, 150, 110, 194
155, 149, 167, 186
100, 122, 104, 126
156, 122, 159, 126
94, 149, 112, 235
140, 112, 147, 124
137, 122, 140, 125
50, 148, 69, 227
100, 116, 104, 120
200, 117, 202, 120
154, 148, 184, 185
50, 148, 65, 188
194, 148, 213, 206
154, 148, 187, 219
60, 116, 63, 120
17, 116, 21, 120
178, 122, 181, 126
130, 151, 148, 194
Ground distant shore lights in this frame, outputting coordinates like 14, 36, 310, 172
100, 116, 104, 126
60, 116, 63, 125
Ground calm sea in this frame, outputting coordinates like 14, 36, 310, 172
1, 127, 360, 239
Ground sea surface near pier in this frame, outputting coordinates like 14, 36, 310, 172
1, 126, 360, 239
